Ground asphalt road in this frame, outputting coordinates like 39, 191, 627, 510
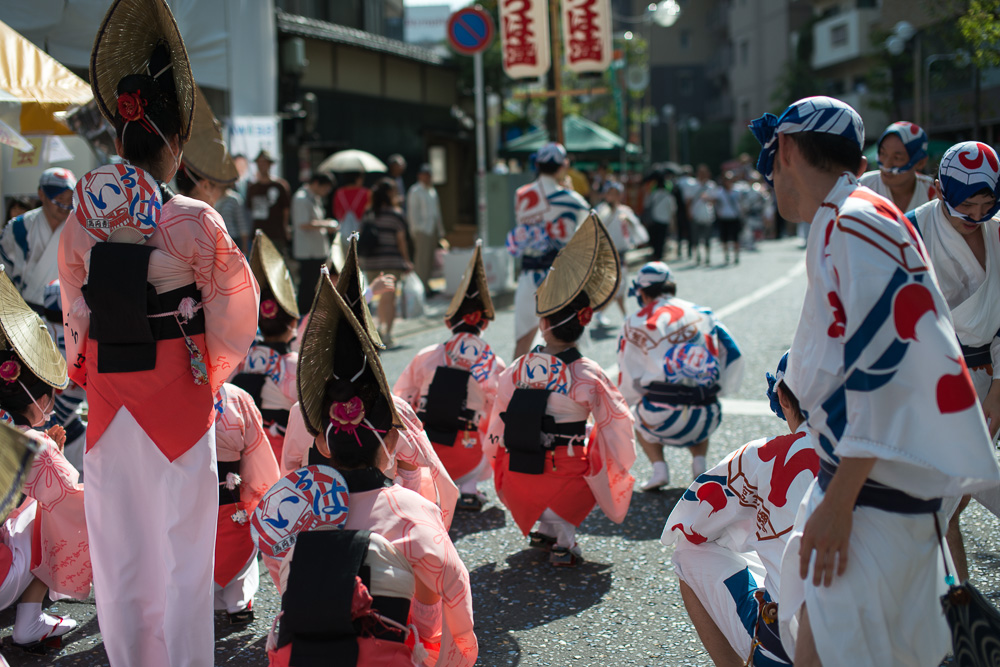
8, 237, 1000, 666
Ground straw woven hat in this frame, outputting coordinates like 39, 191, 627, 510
0, 420, 37, 523
182, 87, 237, 185
90, 0, 195, 142
249, 230, 299, 319
336, 234, 384, 350
0, 270, 68, 389
445, 240, 495, 321
296, 272, 400, 436
536, 211, 621, 316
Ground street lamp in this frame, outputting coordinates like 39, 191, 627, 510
884, 20, 922, 125
649, 1, 681, 28
924, 50, 972, 132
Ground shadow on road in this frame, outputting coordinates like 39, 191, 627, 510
450, 505, 507, 541
469, 550, 613, 666
576, 488, 680, 542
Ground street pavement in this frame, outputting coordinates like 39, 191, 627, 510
8, 237, 1000, 666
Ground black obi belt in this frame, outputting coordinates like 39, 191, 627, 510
84, 243, 204, 373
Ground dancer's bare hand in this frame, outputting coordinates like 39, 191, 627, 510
46, 425, 66, 451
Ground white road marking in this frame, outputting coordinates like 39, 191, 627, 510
719, 397, 774, 416
713, 260, 807, 320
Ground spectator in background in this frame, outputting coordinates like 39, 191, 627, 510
713, 171, 744, 265
642, 172, 677, 261
215, 186, 251, 252
333, 171, 370, 253
590, 161, 610, 205
597, 180, 647, 320
246, 149, 292, 255
675, 165, 698, 259
687, 164, 718, 266
4, 197, 33, 225
0, 167, 76, 311
407, 163, 447, 295
292, 172, 338, 312
387, 154, 407, 212
360, 178, 412, 347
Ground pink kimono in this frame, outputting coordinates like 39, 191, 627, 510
346, 485, 477, 667
58, 165, 260, 667
394, 333, 506, 481
214, 383, 280, 594
485, 351, 637, 534
18, 429, 90, 599
282, 397, 459, 530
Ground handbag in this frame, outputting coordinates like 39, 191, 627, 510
935, 517, 1000, 666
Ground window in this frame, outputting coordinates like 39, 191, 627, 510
680, 29, 690, 49
739, 39, 749, 66
830, 23, 848, 47
678, 72, 694, 96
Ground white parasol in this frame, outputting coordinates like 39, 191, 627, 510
317, 149, 387, 174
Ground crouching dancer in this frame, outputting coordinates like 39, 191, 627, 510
749, 96, 1000, 667
662, 352, 817, 666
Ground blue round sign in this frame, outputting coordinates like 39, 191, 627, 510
447, 8, 494, 56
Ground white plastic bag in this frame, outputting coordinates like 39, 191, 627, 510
397, 272, 425, 319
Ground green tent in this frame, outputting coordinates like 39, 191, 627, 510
502, 114, 642, 159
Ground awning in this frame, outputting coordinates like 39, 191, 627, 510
0, 19, 92, 136
502, 114, 642, 158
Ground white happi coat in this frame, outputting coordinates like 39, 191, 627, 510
780, 173, 1000, 666
909, 199, 1000, 398
506, 175, 590, 340
662, 426, 817, 664
618, 296, 744, 447
0, 207, 64, 306
859, 170, 937, 214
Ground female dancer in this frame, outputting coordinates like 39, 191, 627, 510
487, 213, 637, 567
59, 1, 258, 663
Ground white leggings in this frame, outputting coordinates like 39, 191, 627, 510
537, 508, 576, 548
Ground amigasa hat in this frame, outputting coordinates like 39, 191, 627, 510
445, 240, 496, 322
249, 230, 299, 320
0, 268, 68, 390
181, 87, 238, 185
0, 420, 38, 523
90, 0, 196, 142
336, 233, 384, 350
535, 211, 621, 317
296, 272, 400, 437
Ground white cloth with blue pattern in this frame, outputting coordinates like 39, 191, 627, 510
617, 295, 743, 447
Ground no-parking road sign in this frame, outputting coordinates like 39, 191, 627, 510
447, 7, 495, 56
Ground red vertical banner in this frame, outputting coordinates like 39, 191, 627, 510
498, 0, 551, 79
561, 0, 612, 74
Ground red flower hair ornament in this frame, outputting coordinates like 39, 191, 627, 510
260, 299, 279, 320
462, 311, 483, 327
577, 306, 594, 326
117, 91, 147, 123
0, 360, 20, 385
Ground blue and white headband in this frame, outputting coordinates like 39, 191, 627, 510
765, 350, 790, 421
938, 141, 1000, 224
877, 122, 928, 174
749, 96, 865, 187
629, 261, 672, 306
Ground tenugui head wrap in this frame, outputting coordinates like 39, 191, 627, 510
748, 96, 865, 187
765, 350, 790, 421
877, 121, 928, 174
628, 261, 673, 306
938, 141, 1000, 224
536, 142, 568, 166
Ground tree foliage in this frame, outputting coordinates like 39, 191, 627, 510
958, 0, 1000, 67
